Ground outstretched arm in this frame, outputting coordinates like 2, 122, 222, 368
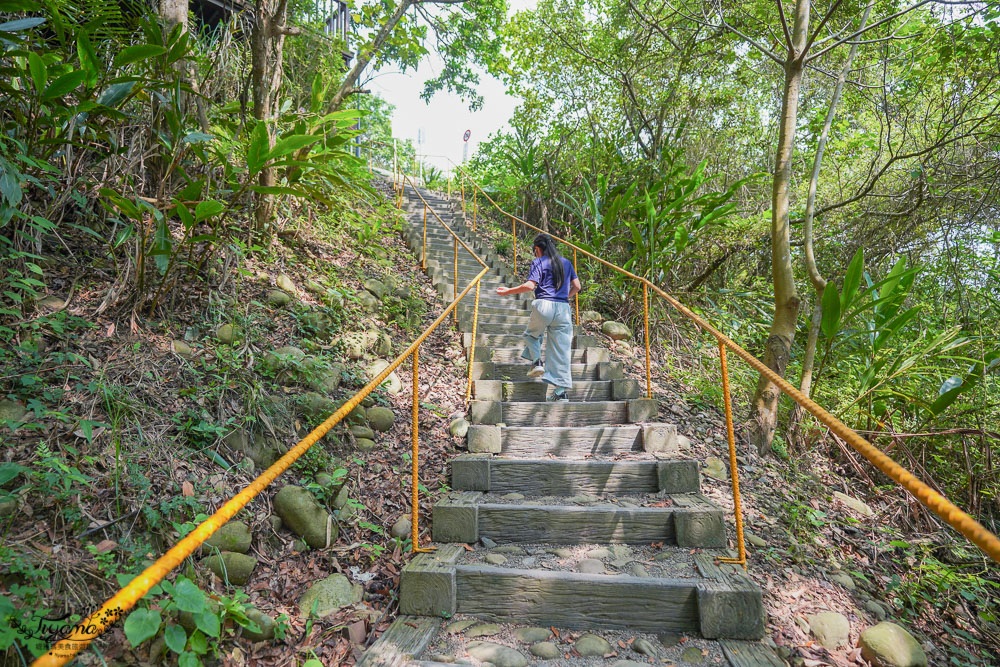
497, 281, 535, 296
568, 278, 582, 298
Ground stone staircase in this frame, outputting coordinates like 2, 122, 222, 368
360, 186, 777, 666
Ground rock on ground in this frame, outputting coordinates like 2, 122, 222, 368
203, 551, 257, 586
807, 611, 850, 650
465, 641, 528, 667
298, 574, 362, 618
859, 622, 927, 667
574, 633, 611, 656
204, 521, 252, 554
833, 491, 874, 517
602, 321, 632, 340
365, 359, 403, 395
390, 515, 411, 538
367, 406, 395, 431
273, 485, 336, 549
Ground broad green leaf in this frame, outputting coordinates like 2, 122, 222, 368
0, 462, 25, 485
194, 608, 220, 638
178, 651, 200, 667
938, 375, 962, 396
123, 608, 161, 646
820, 282, 841, 339
27, 52, 46, 92
152, 218, 171, 275
310, 72, 325, 113
172, 578, 206, 614
249, 185, 307, 196
175, 203, 193, 229
841, 248, 863, 310
96, 80, 136, 108
265, 134, 319, 161
0, 17, 45, 31
182, 131, 214, 144
42, 70, 86, 100
187, 630, 208, 654
194, 200, 224, 222
164, 624, 187, 654
76, 31, 99, 88
113, 44, 167, 68
246, 122, 269, 174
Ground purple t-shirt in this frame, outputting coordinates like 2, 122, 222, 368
527, 256, 578, 303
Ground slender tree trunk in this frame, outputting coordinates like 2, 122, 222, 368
251, 0, 297, 239
749, 0, 810, 455
789, 3, 872, 443
330, 0, 416, 109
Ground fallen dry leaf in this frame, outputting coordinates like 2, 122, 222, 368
94, 539, 117, 553
182, 481, 194, 497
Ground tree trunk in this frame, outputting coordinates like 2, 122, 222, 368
251, 0, 295, 239
749, 0, 810, 455
330, 0, 416, 109
789, 3, 872, 443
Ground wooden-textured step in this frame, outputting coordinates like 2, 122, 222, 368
494, 401, 629, 427
496, 424, 642, 457
473, 379, 633, 402
471, 360, 604, 381
398, 545, 764, 639
451, 455, 701, 495
432, 492, 725, 546
464, 333, 600, 349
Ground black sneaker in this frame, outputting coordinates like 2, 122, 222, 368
548, 389, 569, 402
526, 360, 544, 378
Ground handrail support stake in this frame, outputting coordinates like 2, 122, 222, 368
453, 238, 458, 324
643, 283, 652, 399
422, 204, 428, 269
573, 249, 580, 326
716, 342, 747, 569
473, 189, 477, 232
512, 216, 517, 276
411, 347, 434, 554
465, 279, 481, 404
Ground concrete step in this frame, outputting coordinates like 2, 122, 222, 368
399, 545, 764, 639
472, 379, 636, 402
463, 333, 600, 349
471, 359, 612, 381
487, 424, 641, 456
470, 400, 631, 427
472, 346, 605, 363
451, 455, 701, 495
432, 492, 725, 546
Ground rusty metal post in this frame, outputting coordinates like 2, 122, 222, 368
643, 283, 651, 399
716, 342, 747, 569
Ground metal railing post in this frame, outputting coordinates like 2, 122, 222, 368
716, 342, 747, 568
465, 280, 481, 404
461, 177, 466, 215
453, 238, 458, 324
573, 249, 580, 326
643, 283, 651, 399
512, 217, 517, 276
422, 204, 428, 269
411, 347, 433, 553
473, 189, 477, 231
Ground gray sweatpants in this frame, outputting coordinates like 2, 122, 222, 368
521, 299, 574, 390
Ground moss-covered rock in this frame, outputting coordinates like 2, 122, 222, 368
859, 622, 927, 667
299, 392, 336, 422
355, 438, 376, 452
267, 289, 292, 307
350, 424, 375, 440
366, 407, 395, 432
357, 291, 379, 311
363, 279, 386, 300
241, 607, 276, 642
203, 551, 257, 585
216, 323, 239, 345
298, 574, 362, 618
171, 340, 194, 358
204, 521, 252, 554
601, 321, 632, 340
277, 274, 296, 293
0, 399, 27, 423
365, 359, 403, 395
274, 485, 336, 549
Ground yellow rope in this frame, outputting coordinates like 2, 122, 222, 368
450, 161, 1000, 566
716, 343, 747, 569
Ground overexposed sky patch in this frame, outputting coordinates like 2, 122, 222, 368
365, 0, 536, 173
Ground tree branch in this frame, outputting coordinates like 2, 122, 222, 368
806, 0, 934, 63
774, 0, 793, 49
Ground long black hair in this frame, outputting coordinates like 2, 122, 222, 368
533, 234, 565, 290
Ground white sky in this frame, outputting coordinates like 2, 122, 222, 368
365, 0, 536, 173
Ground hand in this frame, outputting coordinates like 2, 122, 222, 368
496, 286, 510, 296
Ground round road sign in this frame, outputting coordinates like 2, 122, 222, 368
463, 129, 471, 142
